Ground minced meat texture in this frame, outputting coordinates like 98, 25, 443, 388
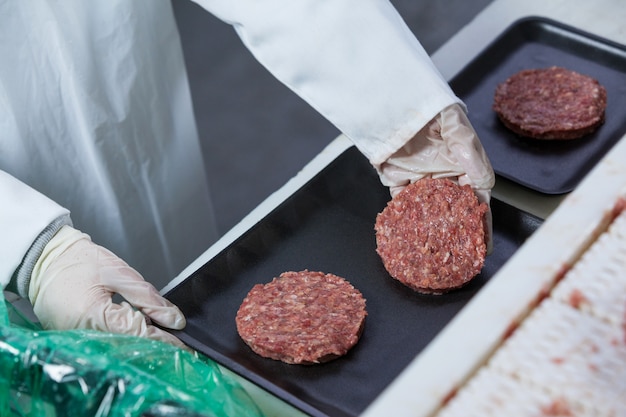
236, 270, 367, 365
375, 178, 488, 294
493, 66, 607, 140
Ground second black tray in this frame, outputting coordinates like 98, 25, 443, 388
450, 17, 626, 194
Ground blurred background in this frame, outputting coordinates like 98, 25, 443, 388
172, 0, 494, 236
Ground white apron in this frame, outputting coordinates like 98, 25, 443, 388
0, 0, 218, 290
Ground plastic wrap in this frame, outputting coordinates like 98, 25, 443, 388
0, 294, 264, 417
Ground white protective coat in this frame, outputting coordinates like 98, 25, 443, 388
0, 0, 461, 292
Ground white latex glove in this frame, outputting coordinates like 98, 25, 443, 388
29, 225, 187, 349
377, 104, 495, 252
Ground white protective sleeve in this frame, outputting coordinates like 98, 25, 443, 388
190, 0, 463, 166
0, 170, 71, 293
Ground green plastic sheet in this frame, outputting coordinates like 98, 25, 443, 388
0, 293, 264, 417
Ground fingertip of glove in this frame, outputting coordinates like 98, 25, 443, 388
170, 312, 186, 330
150, 307, 186, 330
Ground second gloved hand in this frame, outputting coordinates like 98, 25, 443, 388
28, 225, 187, 349
376, 104, 496, 252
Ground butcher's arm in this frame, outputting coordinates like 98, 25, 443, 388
186, 0, 495, 248
0, 171, 186, 347
189, 0, 462, 165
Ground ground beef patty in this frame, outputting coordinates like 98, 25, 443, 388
236, 270, 367, 365
493, 66, 607, 140
375, 178, 488, 294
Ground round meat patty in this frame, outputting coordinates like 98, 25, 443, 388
236, 270, 367, 365
493, 66, 607, 140
375, 178, 488, 294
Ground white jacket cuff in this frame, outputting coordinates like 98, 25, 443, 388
0, 170, 71, 295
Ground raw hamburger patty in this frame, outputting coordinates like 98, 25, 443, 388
236, 270, 367, 365
375, 178, 488, 294
493, 66, 607, 140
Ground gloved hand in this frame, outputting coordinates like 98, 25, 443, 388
376, 104, 495, 252
28, 225, 188, 349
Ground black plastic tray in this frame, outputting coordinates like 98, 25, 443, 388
165, 146, 542, 417
450, 17, 626, 195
